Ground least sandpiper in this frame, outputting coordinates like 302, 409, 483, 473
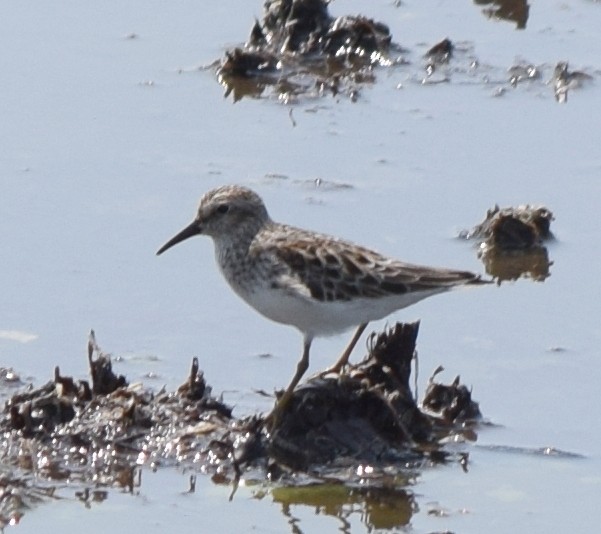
157, 185, 486, 421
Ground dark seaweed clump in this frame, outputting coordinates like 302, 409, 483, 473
269, 322, 481, 470
0, 324, 482, 525
462, 204, 554, 282
213, 1, 593, 103
217, 0, 406, 101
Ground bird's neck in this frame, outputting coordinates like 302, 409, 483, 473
213, 218, 274, 291
214, 218, 265, 256
213, 222, 263, 284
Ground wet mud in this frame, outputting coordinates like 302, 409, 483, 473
1, 323, 481, 525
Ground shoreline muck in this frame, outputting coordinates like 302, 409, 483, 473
1, 323, 484, 523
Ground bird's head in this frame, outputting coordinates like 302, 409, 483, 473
156, 185, 269, 255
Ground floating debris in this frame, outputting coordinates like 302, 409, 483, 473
0, 368, 21, 385
553, 61, 593, 103
211, 1, 593, 103
422, 366, 481, 425
423, 37, 454, 79
462, 205, 554, 282
466, 205, 553, 249
476, 0, 530, 30
505, 59, 593, 102
508, 62, 541, 87
217, 0, 406, 101
219, 48, 279, 78
425, 38, 454, 62
425, 37, 453, 70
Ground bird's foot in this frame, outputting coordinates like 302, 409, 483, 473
312, 361, 352, 380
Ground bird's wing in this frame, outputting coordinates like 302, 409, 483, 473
257, 229, 482, 302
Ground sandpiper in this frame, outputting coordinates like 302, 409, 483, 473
157, 185, 486, 423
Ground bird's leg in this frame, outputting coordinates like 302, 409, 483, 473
324, 323, 368, 374
265, 336, 312, 429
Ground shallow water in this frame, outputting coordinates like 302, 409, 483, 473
2, 0, 601, 531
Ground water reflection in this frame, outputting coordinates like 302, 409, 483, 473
218, 55, 377, 103
219, 71, 271, 102
479, 245, 552, 283
473, 0, 530, 29
270, 484, 416, 533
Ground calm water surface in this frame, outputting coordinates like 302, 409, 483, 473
1, 0, 600, 532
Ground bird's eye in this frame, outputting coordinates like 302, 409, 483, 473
216, 204, 229, 215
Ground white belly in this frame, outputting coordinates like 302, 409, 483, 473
234, 283, 446, 338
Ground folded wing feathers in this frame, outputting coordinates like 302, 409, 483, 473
271, 236, 482, 302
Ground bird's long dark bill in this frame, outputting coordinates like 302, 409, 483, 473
156, 221, 201, 255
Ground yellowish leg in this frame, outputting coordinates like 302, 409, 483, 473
324, 322, 368, 374
266, 336, 312, 429
266, 324, 368, 429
